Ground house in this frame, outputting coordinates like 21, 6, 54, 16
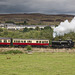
0, 23, 55, 30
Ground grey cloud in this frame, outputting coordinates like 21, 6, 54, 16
0, 0, 75, 14
0, 0, 7, 2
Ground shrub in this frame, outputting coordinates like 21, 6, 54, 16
5, 21, 14, 24
4, 30, 8, 35
0, 28, 3, 32
23, 27, 29, 32
35, 26, 40, 31
1, 50, 23, 54
26, 45, 32, 51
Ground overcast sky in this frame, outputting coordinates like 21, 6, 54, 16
0, 0, 75, 15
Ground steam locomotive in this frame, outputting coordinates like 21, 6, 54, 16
52, 39, 74, 48
0, 37, 74, 48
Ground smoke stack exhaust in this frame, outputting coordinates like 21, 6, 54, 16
53, 17, 75, 38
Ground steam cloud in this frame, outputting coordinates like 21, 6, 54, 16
53, 17, 75, 38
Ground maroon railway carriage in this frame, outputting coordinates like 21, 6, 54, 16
0, 38, 11, 47
0, 37, 49, 47
13, 38, 49, 47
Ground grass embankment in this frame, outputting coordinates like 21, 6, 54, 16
0, 27, 53, 41
0, 52, 75, 75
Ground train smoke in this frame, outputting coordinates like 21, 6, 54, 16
53, 17, 75, 38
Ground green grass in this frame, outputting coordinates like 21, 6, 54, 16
0, 50, 23, 54
0, 52, 75, 75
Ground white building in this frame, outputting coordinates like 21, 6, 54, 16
0, 23, 55, 30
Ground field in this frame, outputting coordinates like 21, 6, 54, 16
0, 52, 75, 75
0, 14, 74, 25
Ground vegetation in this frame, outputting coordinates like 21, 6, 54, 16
0, 26, 75, 42
26, 45, 32, 51
23, 27, 29, 32
16, 21, 28, 25
54, 32, 75, 41
35, 26, 40, 31
0, 50, 23, 54
5, 21, 15, 24
0, 28, 3, 32
0, 27, 53, 41
0, 53, 75, 75
24, 20, 27, 25
0, 14, 73, 25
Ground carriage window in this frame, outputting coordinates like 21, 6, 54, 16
21, 41, 23, 43
39, 41, 41, 43
15, 40, 17, 43
0, 40, 2, 42
15, 40, 17, 42
36, 41, 38, 43
45, 41, 48, 43
18, 41, 20, 43
8, 40, 10, 43
46, 41, 48, 43
14, 40, 19, 43
4, 40, 7, 43
14, 40, 16, 43
27, 41, 32, 43
16, 40, 18, 43
24, 41, 26, 43
42, 41, 44, 43
17, 41, 19, 43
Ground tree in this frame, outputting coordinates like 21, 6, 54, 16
23, 27, 29, 32
29, 28, 34, 31
35, 26, 40, 31
4, 31, 8, 35
44, 26, 51, 30
24, 21, 27, 24
5, 21, 14, 24
0, 28, 3, 32
41, 28, 44, 30
26, 45, 32, 51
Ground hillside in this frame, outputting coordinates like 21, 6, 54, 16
0, 13, 74, 25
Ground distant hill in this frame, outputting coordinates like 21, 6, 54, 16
0, 13, 74, 25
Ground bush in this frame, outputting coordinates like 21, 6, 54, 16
44, 26, 52, 30
5, 21, 14, 24
0, 28, 3, 32
4, 31, 8, 35
23, 27, 29, 32
35, 26, 40, 31
1, 50, 23, 54
26, 45, 32, 51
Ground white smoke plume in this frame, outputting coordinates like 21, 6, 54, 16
53, 17, 75, 38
